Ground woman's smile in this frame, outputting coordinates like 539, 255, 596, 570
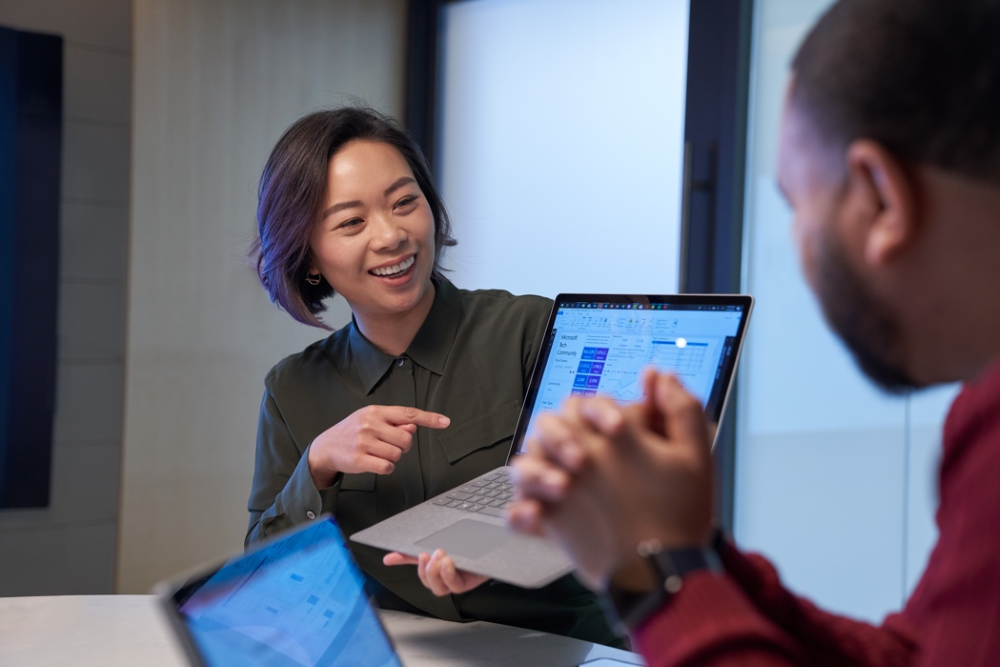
369, 254, 417, 279
309, 140, 436, 330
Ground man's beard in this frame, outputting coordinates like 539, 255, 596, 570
813, 232, 920, 394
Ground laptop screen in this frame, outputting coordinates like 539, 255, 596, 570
513, 294, 752, 453
162, 518, 401, 667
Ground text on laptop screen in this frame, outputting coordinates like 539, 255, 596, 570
171, 518, 400, 667
520, 300, 747, 448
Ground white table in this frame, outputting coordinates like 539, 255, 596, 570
0, 595, 645, 666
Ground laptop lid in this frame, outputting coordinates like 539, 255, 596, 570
155, 516, 402, 667
509, 293, 754, 458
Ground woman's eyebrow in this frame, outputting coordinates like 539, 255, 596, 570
384, 176, 416, 197
321, 177, 416, 219
321, 199, 362, 219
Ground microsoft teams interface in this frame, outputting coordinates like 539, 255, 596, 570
522, 300, 745, 443
174, 519, 400, 667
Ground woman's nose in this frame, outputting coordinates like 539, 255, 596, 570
371, 213, 407, 250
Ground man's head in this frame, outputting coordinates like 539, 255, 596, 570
777, 0, 1000, 391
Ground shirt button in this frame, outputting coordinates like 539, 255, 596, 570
396, 358, 405, 366
306, 510, 316, 520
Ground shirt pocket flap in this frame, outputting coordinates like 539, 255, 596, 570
435, 400, 521, 464
340, 472, 376, 491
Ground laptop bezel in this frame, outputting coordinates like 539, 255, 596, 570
506, 292, 754, 460
153, 515, 402, 667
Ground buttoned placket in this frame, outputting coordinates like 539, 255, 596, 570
388, 356, 425, 512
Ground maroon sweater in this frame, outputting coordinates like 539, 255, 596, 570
633, 362, 1000, 665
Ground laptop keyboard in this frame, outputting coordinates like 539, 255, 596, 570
430, 469, 516, 518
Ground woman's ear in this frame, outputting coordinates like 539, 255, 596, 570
305, 249, 319, 278
845, 140, 918, 268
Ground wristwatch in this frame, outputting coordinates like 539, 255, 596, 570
602, 532, 723, 634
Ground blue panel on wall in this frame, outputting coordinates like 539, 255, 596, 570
0, 26, 62, 508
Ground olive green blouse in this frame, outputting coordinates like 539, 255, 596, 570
246, 278, 621, 646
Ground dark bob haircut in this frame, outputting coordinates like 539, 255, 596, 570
791, 0, 1000, 182
249, 107, 457, 329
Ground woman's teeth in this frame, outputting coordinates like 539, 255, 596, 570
371, 255, 415, 277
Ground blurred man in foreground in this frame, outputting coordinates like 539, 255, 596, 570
510, 0, 1000, 664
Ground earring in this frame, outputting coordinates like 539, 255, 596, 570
305, 273, 321, 286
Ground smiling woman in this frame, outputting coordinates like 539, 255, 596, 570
307, 140, 437, 355
245, 108, 623, 647
250, 108, 456, 331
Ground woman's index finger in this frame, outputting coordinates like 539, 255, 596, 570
383, 405, 451, 428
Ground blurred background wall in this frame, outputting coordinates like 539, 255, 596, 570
0, 0, 406, 595
0, 0, 131, 596
120, 0, 405, 593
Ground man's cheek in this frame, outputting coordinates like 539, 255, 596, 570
795, 228, 823, 296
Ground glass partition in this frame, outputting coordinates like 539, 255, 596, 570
734, 0, 956, 621
436, 0, 690, 297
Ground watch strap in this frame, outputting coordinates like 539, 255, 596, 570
603, 534, 723, 634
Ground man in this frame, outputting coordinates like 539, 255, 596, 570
509, 0, 1000, 664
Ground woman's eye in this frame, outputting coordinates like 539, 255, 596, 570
337, 218, 363, 230
395, 195, 418, 210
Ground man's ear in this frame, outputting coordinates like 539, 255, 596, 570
844, 140, 918, 267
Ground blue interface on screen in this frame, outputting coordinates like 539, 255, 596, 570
523, 303, 745, 441
176, 519, 400, 667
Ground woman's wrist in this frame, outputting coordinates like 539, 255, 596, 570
307, 442, 340, 489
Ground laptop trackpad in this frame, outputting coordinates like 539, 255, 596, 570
415, 520, 511, 560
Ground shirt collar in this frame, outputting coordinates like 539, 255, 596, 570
407, 277, 461, 376
347, 277, 462, 395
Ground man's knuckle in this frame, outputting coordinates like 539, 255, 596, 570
677, 393, 700, 412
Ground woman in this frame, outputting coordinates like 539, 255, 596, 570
246, 107, 621, 646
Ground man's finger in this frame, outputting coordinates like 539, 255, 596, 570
655, 374, 710, 449
532, 414, 585, 471
578, 397, 626, 436
640, 369, 667, 435
511, 455, 572, 502
507, 498, 546, 536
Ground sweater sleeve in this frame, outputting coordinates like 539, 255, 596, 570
632, 540, 917, 666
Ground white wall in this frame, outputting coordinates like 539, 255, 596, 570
437, 0, 690, 297
0, 0, 131, 596
119, 0, 407, 593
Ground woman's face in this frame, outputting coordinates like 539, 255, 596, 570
309, 140, 436, 325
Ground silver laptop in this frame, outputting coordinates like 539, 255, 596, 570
155, 516, 403, 667
351, 293, 754, 588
